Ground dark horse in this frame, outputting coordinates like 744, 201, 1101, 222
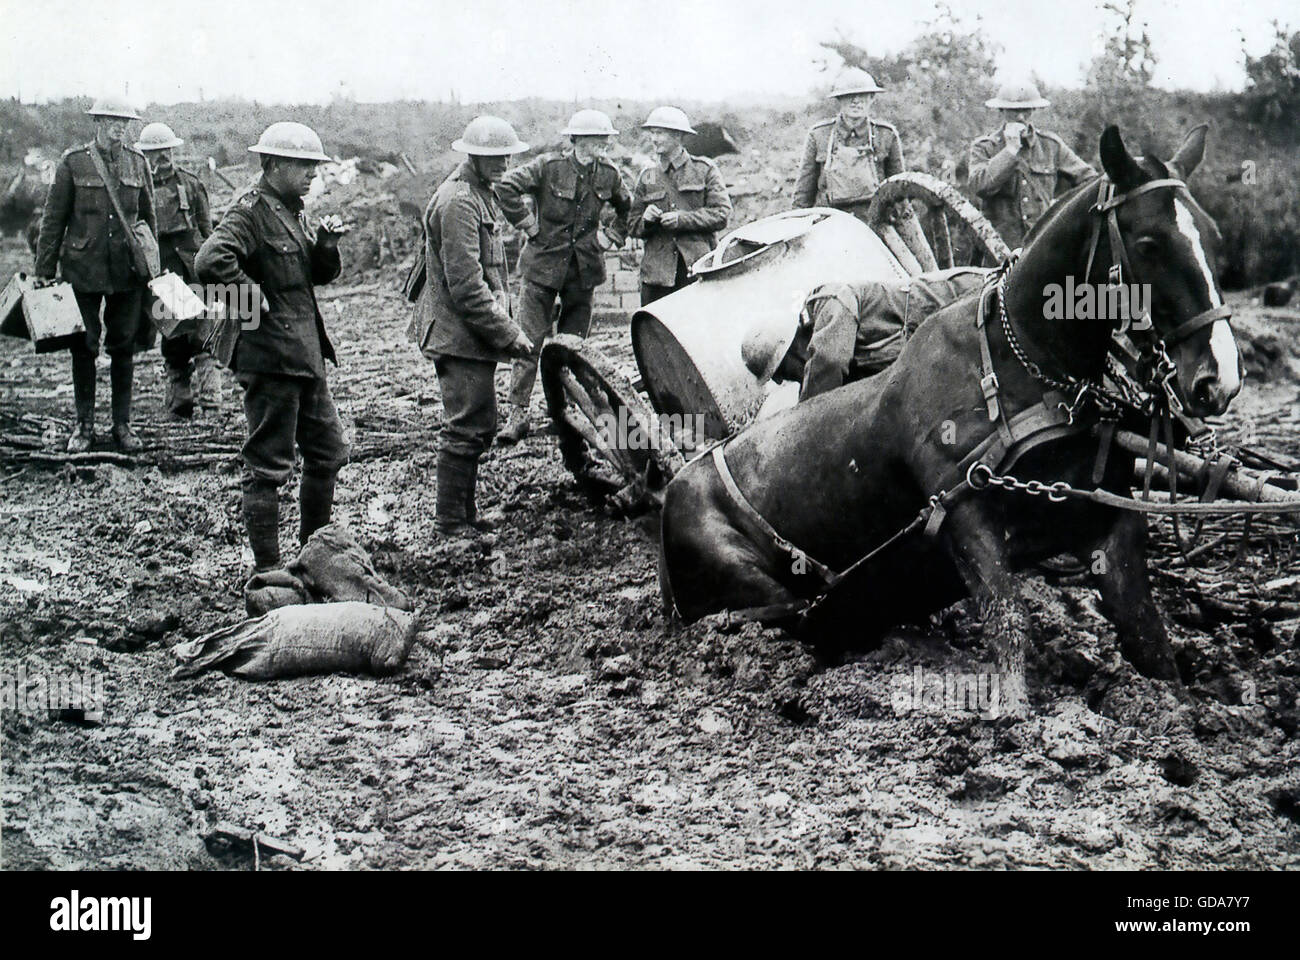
659, 125, 1241, 709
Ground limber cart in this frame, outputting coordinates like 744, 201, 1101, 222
538, 171, 1010, 512
537, 171, 1300, 519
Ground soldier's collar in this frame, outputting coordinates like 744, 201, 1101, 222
660, 147, 688, 171
257, 175, 304, 213
837, 114, 871, 136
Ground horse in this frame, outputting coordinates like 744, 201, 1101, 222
658, 124, 1242, 710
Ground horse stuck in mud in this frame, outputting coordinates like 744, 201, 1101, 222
659, 124, 1244, 712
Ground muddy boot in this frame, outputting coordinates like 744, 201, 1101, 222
298, 469, 337, 546
67, 352, 97, 452
242, 480, 282, 573
109, 354, 143, 453
193, 352, 222, 412
496, 404, 530, 445
464, 458, 495, 532
435, 451, 476, 536
165, 363, 195, 420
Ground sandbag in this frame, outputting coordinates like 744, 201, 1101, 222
244, 569, 309, 617
171, 602, 417, 680
289, 524, 413, 611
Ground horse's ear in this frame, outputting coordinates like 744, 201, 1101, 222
1100, 125, 1143, 188
1168, 123, 1208, 180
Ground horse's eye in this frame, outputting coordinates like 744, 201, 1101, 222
1134, 237, 1160, 257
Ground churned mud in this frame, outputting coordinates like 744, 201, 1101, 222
2, 234, 1298, 869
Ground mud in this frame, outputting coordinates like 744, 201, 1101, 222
1, 234, 1298, 869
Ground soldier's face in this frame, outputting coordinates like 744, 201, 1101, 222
837, 94, 874, 121
145, 149, 172, 174
572, 136, 610, 163
1001, 108, 1035, 125
473, 155, 508, 182
268, 158, 319, 198
648, 128, 684, 156
95, 117, 130, 145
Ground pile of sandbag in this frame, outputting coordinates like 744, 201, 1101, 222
171, 524, 419, 681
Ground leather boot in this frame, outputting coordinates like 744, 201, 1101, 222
299, 469, 337, 545
464, 458, 495, 531
435, 451, 476, 535
67, 352, 96, 453
242, 480, 282, 573
496, 404, 530, 444
165, 361, 195, 420
193, 352, 222, 412
109, 354, 143, 453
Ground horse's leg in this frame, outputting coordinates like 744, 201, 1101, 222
941, 501, 1033, 716
1079, 510, 1180, 682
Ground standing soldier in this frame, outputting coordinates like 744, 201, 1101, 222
968, 80, 1095, 250
629, 106, 731, 306
407, 116, 534, 535
195, 122, 350, 575
34, 95, 156, 453
495, 109, 631, 444
135, 121, 218, 419
793, 68, 903, 221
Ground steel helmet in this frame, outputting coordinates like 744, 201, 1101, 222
85, 95, 142, 120
452, 116, 529, 156
642, 106, 697, 135
247, 121, 332, 162
828, 68, 885, 98
742, 320, 800, 384
985, 81, 1050, 109
135, 122, 183, 151
561, 109, 618, 137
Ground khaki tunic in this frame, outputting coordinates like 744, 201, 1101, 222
968, 126, 1095, 248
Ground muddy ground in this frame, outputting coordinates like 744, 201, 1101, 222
1, 233, 1298, 870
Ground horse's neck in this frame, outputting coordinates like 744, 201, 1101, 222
1003, 184, 1114, 382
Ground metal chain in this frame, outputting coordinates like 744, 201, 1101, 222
966, 461, 1072, 502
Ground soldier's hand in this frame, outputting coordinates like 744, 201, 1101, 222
1004, 122, 1026, 150
642, 204, 663, 224
658, 211, 681, 230
315, 215, 350, 245
508, 331, 535, 359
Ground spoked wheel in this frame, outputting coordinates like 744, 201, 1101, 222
539, 334, 685, 514
866, 171, 1011, 275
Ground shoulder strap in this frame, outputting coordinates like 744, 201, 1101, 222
87, 146, 133, 228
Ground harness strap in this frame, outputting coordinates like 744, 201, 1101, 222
975, 284, 1006, 431
710, 445, 838, 584
1093, 177, 1187, 212
1166, 304, 1231, 345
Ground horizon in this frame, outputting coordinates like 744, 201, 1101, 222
1, 0, 1294, 107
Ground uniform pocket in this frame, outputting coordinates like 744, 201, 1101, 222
542, 181, 577, 222
72, 176, 107, 215
266, 239, 305, 289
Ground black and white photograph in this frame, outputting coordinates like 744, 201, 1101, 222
0, 0, 1296, 902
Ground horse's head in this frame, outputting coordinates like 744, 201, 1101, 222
1097, 124, 1242, 418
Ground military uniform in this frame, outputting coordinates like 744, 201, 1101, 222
793, 116, 904, 219
35, 141, 156, 355
195, 176, 348, 565
789, 268, 989, 401
496, 150, 630, 408
408, 159, 524, 461
968, 126, 1095, 249
629, 146, 731, 305
151, 164, 217, 411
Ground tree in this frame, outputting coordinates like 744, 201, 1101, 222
1243, 21, 1300, 139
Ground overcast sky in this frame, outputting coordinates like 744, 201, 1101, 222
0, 0, 1293, 105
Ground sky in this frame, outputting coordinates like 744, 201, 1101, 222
0, 0, 1294, 105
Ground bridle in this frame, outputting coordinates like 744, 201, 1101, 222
994, 175, 1233, 423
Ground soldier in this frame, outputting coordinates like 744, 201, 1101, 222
742, 268, 989, 402
495, 109, 631, 443
968, 81, 1096, 249
407, 116, 534, 535
34, 95, 156, 453
793, 68, 904, 221
629, 106, 731, 306
134, 122, 218, 419
195, 122, 350, 575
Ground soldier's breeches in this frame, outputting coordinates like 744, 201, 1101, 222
510, 273, 593, 406
433, 355, 498, 460
237, 373, 349, 487
72, 289, 145, 358
161, 332, 200, 373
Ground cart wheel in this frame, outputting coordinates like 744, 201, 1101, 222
866, 171, 1011, 273
539, 334, 685, 514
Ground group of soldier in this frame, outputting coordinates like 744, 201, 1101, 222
28, 69, 1096, 577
